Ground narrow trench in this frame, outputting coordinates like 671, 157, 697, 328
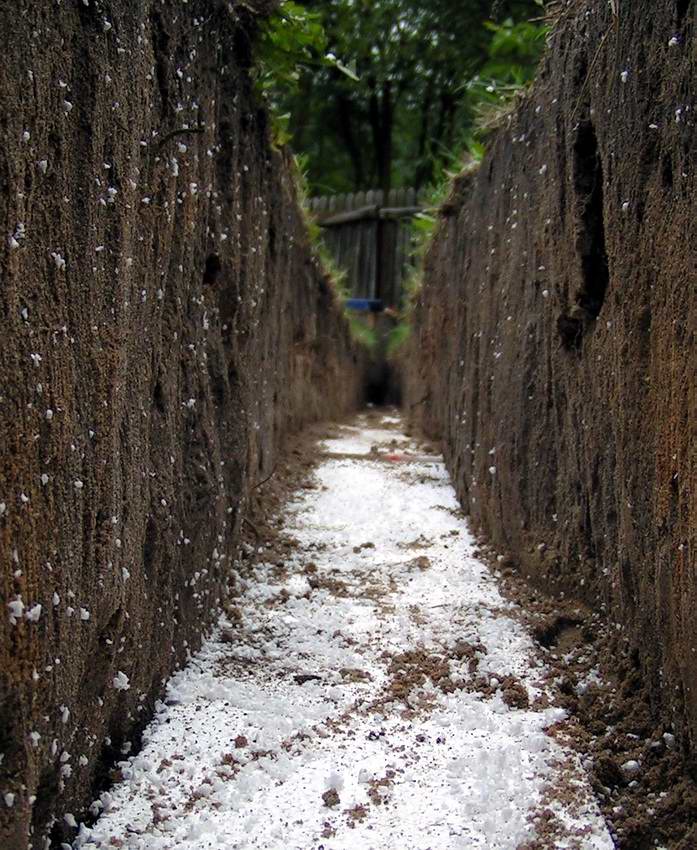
364, 360, 399, 406
7, 3, 693, 848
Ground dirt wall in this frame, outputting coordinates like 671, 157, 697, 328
0, 2, 364, 847
406, 0, 696, 753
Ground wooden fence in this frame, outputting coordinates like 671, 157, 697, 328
308, 188, 422, 309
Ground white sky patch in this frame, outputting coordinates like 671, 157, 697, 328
77, 414, 612, 850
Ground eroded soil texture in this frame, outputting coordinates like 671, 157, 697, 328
0, 3, 363, 844
404, 0, 696, 763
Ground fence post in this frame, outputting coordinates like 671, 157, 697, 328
311, 187, 421, 306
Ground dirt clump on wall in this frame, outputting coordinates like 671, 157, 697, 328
0, 2, 364, 847
405, 0, 696, 768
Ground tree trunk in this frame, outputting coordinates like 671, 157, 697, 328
336, 92, 366, 189
415, 76, 436, 188
368, 75, 393, 195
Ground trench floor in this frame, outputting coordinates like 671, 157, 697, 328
80, 412, 613, 850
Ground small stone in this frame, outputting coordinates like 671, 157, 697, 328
621, 759, 641, 777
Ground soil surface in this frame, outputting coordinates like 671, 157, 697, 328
0, 3, 363, 846
404, 0, 696, 763
78, 412, 613, 850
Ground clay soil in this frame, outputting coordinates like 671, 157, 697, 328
0, 3, 364, 845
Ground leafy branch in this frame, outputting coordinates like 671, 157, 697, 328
255, 1, 357, 145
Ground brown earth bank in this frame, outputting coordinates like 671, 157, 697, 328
471, 539, 697, 849
0, 2, 365, 847
404, 0, 696, 800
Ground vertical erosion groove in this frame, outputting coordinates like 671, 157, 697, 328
203, 254, 222, 287
558, 119, 609, 351
677, 0, 692, 26
573, 120, 609, 321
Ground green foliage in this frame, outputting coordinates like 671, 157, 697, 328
416, 9, 547, 204
412, 211, 437, 240
320, 246, 349, 298
290, 152, 325, 245
269, 0, 545, 194
465, 139, 487, 162
255, 1, 547, 356
384, 265, 423, 359
386, 318, 412, 358
483, 17, 548, 83
462, 16, 548, 139
255, 1, 357, 146
347, 313, 379, 350
255, 2, 327, 92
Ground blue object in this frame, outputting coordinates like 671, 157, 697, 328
346, 298, 384, 313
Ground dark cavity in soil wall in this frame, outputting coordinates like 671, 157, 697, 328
405, 0, 696, 758
0, 2, 364, 847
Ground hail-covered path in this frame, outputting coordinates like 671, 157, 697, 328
79, 413, 613, 850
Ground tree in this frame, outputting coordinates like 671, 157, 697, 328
271, 0, 545, 194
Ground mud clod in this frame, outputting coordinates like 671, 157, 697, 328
322, 789, 340, 808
